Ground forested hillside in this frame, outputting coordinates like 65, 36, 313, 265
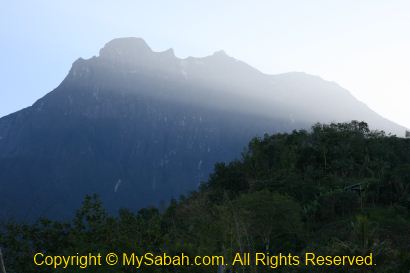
1, 121, 409, 272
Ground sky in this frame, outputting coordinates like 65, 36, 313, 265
1, 0, 409, 128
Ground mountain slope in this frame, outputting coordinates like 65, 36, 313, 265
0, 38, 405, 220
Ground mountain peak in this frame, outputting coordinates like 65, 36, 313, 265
99, 37, 152, 59
160, 48, 176, 58
211, 50, 230, 58
0, 37, 406, 220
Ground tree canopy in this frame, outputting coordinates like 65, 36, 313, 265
1, 121, 409, 272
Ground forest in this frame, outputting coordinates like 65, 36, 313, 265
1, 121, 409, 272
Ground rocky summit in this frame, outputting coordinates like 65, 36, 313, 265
0, 38, 404, 220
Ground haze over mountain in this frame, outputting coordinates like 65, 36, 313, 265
0, 38, 405, 220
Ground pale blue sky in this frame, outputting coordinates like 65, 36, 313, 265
1, 0, 409, 128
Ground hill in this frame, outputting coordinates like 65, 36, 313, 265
1, 121, 409, 272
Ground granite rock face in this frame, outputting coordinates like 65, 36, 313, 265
0, 38, 404, 220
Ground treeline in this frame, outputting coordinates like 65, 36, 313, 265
1, 121, 410, 272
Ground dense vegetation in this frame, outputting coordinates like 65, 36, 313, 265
1, 121, 410, 272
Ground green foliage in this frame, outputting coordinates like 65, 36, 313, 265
1, 121, 409, 272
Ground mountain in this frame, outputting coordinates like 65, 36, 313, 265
0, 38, 405, 220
